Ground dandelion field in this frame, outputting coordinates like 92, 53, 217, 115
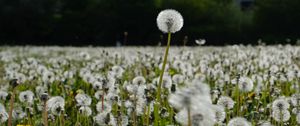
0, 45, 300, 126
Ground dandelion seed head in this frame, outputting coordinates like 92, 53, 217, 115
93, 81, 102, 90
172, 74, 185, 84
94, 90, 103, 100
19, 90, 34, 104
75, 93, 92, 106
132, 76, 146, 85
0, 91, 8, 101
217, 96, 235, 109
175, 104, 216, 126
272, 110, 290, 122
238, 77, 254, 92
157, 9, 183, 33
47, 96, 65, 115
0, 110, 8, 123
94, 112, 109, 125
79, 106, 92, 116
228, 117, 251, 126
272, 98, 290, 111
0, 103, 8, 123
212, 105, 226, 123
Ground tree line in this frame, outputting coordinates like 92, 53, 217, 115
0, 0, 299, 46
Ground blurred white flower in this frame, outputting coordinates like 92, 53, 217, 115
175, 104, 216, 126
47, 96, 65, 115
79, 106, 92, 116
93, 81, 102, 90
195, 39, 206, 45
132, 76, 146, 85
94, 112, 109, 125
156, 9, 183, 33
172, 74, 185, 84
0, 91, 8, 101
217, 96, 235, 109
228, 117, 251, 126
19, 90, 34, 104
272, 109, 290, 122
75, 93, 92, 106
12, 107, 26, 120
291, 93, 300, 106
212, 105, 226, 124
272, 98, 290, 111
238, 77, 254, 92
94, 90, 104, 100
0, 103, 8, 123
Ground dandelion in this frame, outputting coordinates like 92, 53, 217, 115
35, 86, 47, 97
217, 96, 235, 109
47, 96, 65, 115
238, 77, 254, 92
175, 104, 216, 126
272, 98, 290, 111
162, 75, 172, 89
195, 39, 206, 46
94, 90, 104, 100
93, 112, 109, 125
172, 74, 185, 84
19, 90, 34, 104
75, 93, 92, 106
132, 76, 146, 85
79, 106, 92, 116
0, 91, 8, 101
0, 110, 8, 123
168, 88, 193, 110
212, 105, 226, 124
156, 9, 183, 33
92, 81, 102, 90
12, 107, 26, 120
272, 109, 290, 122
290, 93, 300, 106
0, 103, 8, 123
228, 117, 251, 126
155, 9, 184, 110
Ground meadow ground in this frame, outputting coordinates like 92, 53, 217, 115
0, 45, 300, 126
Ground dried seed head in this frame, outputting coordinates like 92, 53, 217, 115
157, 9, 183, 33
9, 79, 20, 88
41, 93, 49, 102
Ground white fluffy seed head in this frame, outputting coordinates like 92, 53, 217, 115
228, 117, 251, 126
272, 110, 291, 122
156, 9, 183, 33
272, 98, 290, 111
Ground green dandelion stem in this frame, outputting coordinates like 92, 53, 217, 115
155, 32, 171, 126
157, 32, 171, 102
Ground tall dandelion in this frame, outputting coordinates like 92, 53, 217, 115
156, 9, 183, 101
155, 9, 183, 126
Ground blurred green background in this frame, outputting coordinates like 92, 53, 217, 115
0, 0, 299, 46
